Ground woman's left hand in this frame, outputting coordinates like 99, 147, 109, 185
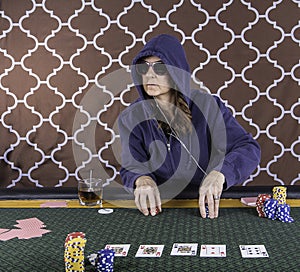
198, 170, 225, 219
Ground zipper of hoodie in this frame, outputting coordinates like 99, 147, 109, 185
163, 131, 177, 172
153, 119, 177, 173
154, 120, 208, 177
152, 118, 171, 152
167, 142, 171, 152
152, 99, 207, 176
160, 127, 171, 152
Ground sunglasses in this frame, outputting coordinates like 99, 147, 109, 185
136, 61, 168, 76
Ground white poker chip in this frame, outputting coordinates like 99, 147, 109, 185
98, 208, 114, 214
88, 253, 97, 266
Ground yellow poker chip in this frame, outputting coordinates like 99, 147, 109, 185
272, 186, 287, 205
64, 234, 86, 272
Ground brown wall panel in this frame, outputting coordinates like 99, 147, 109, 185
0, 1, 300, 189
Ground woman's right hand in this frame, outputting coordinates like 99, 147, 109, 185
134, 176, 162, 216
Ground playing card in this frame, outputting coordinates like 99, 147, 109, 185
170, 243, 198, 256
40, 201, 68, 208
14, 218, 46, 229
16, 228, 51, 239
240, 197, 258, 207
0, 229, 21, 241
135, 245, 164, 257
0, 217, 51, 241
239, 245, 269, 258
0, 229, 10, 234
200, 244, 226, 257
105, 244, 131, 257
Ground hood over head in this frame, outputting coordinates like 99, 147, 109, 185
131, 34, 192, 105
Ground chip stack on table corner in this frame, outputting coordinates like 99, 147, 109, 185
64, 232, 87, 272
257, 186, 294, 223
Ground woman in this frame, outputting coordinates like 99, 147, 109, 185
118, 34, 261, 218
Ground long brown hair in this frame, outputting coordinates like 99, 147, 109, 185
156, 90, 192, 136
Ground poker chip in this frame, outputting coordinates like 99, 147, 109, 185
272, 186, 287, 205
64, 232, 86, 272
263, 199, 278, 220
88, 253, 97, 266
98, 208, 114, 214
65, 232, 85, 244
205, 205, 209, 218
256, 194, 271, 217
89, 248, 115, 271
256, 186, 294, 223
95, 249, 115, 272
275, 204, 294, 223
262, 198, 294, 223
156, 206, 160, 215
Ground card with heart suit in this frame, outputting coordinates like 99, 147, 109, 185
170, 243, 198, 256
200, 244, 226, 257
239, 245, 269, 258
105, 244, 131, 257
135, 245, 164, 257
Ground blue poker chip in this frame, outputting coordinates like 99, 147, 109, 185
276, 204, 294, 223
263, 199, 278, 220
205, 204, 209, 218
96, 249, 115, 272
263, 198, 295, 223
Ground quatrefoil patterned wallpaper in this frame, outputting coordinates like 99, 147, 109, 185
0, 0, 300, 189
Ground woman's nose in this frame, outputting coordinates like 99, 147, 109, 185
145, 66, 156, 77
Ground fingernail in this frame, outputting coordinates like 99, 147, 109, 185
143, 210, 149, 216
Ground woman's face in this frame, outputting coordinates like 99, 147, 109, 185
140, 56, 173, 102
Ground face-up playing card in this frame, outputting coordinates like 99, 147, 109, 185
170, 243, 198, 256
200, 245, 226, 257
105, 244, 131, 257
239, 245, 269, 258
135, 245, 164, 258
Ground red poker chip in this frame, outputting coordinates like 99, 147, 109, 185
147, 207, 161, 215
65, 232, 85, 243
68, 231, 85, 238
256, 194, 271, 217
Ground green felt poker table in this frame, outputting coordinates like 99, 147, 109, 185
0, 198, 299, 272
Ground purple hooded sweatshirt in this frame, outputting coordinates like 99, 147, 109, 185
118, 34, 260, 198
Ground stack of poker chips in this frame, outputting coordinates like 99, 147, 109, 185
205, 204, 209, 218
95, 249, 114, 272
272, 186, 287, 204
64, 232, 87, 272
256, 186, 294, 223
88, 249, 115, 272
256, 194, 271, 217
